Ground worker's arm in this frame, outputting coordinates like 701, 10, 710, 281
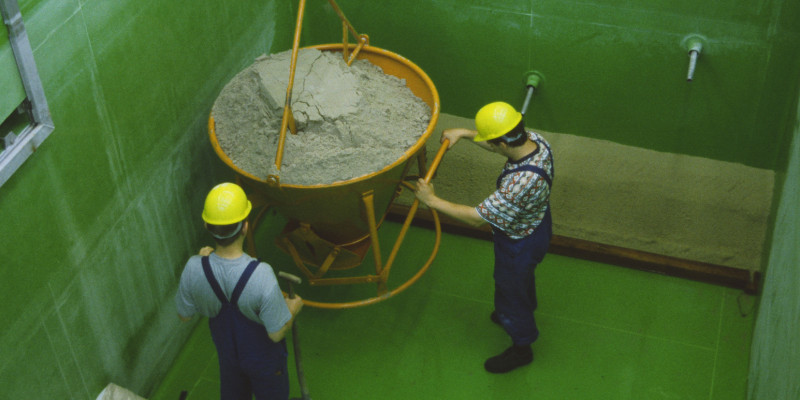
267, 295, 304, 343
176, 247, 214, 322
414, 179, 487, 228
442, 128, 494, 152
177, 256, 205, 322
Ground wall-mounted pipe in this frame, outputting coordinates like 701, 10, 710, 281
683, 35, 706, 82
521, 71, 544, 116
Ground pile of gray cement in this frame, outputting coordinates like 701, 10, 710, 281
211, 48, 431, 185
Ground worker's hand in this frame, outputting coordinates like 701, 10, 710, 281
414, 178, 436, 207
286, 295, 304, 316
198, 246, 214, 256
441, 128, 475, 148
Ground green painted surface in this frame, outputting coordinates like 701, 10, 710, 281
153, 217, 755, 400
1, 0, 798, 398
0, 0, 293, 397
748, 103, 800, 398
0, 18, 27, 121
302, 0, 800, 170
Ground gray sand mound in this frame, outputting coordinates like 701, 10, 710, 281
212, 48, 431, 185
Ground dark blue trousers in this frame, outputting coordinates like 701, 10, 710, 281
492, 208, 552, 346
202, 257, 289, 400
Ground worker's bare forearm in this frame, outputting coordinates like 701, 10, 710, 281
443, 128, 493, 151
426, 196, 486, 228
268, 296, 304, 343
269, 321, 292, 343
413, 178, 486, 228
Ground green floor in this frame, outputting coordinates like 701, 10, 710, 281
153, 211, 756, 400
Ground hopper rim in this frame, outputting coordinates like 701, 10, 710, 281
209, 43, 440, 190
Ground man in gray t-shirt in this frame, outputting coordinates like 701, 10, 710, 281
176, 253, 292, 338
176, 182, 303, 400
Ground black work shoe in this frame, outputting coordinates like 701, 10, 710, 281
490, 311, 502, 326
484, 345, 533, 373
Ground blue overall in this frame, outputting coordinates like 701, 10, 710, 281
202, 256, 289, 400
491, 152, 553, 347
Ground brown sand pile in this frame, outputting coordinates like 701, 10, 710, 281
211, 48, 431, 185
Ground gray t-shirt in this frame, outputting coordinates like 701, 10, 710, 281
175, 253, 291, 334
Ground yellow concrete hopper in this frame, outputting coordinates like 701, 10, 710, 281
208, 43, 445, 308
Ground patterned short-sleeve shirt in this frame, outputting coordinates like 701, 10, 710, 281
476, 130, 553, 239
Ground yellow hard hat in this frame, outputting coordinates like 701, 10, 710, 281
474, 102, 522, 142
201, 182, 252, 225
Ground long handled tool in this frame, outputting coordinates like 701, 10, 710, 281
278, 271, 311, 400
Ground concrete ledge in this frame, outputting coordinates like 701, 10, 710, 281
387, 204, 760, 294
394, 113, 773, 274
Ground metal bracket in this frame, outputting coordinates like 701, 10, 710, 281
0, 0, 55, 187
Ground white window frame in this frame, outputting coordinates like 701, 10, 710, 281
1, 0, 54, 188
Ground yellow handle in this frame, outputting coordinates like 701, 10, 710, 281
274, 0, 307, 171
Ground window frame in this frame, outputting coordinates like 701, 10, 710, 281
0, 0, 54, 188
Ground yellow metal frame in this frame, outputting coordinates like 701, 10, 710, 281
273, 0, 369, 175
222, 0, 448, 308
244, 141, 449, 309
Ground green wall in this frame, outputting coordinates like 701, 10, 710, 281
0, 26, 26, 122
0, 0, 292, 397
2, 0, 799, 398
304, 0, 800, 170
747, 94, 800, 398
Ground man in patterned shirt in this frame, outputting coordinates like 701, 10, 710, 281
415, 101, 553, 373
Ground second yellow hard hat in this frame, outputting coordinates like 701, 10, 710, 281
201, 182, 252, 225
474, 102, 522, 142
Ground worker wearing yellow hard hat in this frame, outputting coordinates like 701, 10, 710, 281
201, 182, 253, 238
473, 101, 524, 142
414, 101, 554, 374
176, 182, 303, 399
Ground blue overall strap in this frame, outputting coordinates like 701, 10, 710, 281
537, 137, 554, 180
229, 260, 260, 306
537, 137, 552, 155
201, 257, 261, 305
201, 256, 228, 304
497, 164, 552, 189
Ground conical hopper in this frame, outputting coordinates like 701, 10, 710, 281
209, 44, 440, 248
